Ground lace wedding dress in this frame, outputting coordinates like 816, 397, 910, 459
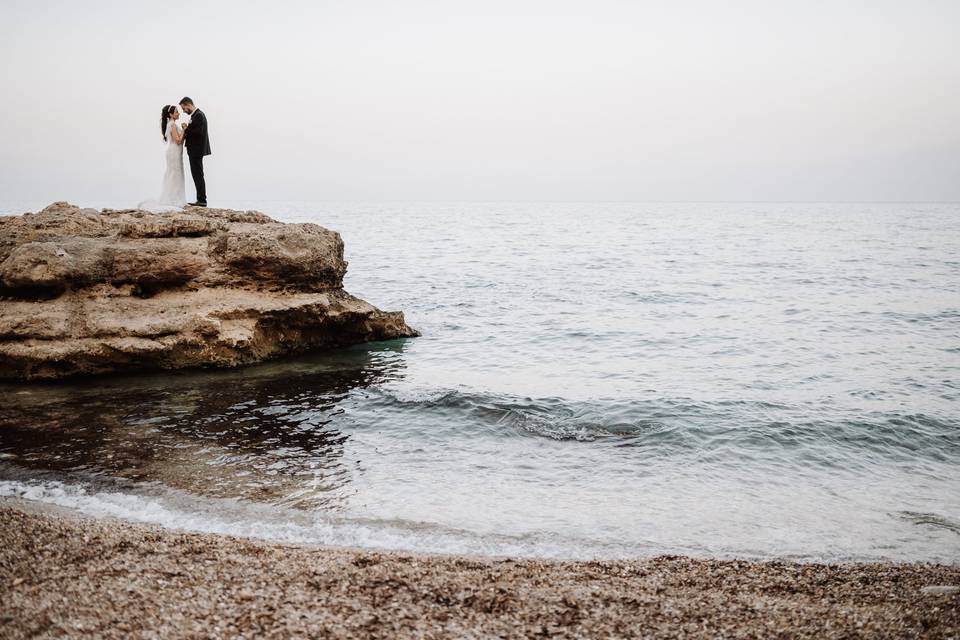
138, 120, 186, 213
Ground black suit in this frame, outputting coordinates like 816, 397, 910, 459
185, 109, 211, 204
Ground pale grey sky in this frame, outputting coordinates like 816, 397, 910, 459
1, 0, 958, 205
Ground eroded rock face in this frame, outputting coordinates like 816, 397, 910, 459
0, 202, 418, 380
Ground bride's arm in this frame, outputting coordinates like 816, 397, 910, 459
170, 122, 186, 145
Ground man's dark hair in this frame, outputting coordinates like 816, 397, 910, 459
179, 97, 194, 106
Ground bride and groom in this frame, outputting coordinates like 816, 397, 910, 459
140, 97, 211, 213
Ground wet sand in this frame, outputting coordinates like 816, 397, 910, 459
1, 502, 958, 639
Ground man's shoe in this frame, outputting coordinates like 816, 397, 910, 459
188, 202, 207, 207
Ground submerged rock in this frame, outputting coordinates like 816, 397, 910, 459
0, 202, 418, 380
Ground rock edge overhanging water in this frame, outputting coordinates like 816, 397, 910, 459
0, 202, 418, 380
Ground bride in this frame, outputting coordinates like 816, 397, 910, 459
138, 105, 189, 212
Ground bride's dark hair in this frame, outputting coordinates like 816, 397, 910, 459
160, 105, 176, 141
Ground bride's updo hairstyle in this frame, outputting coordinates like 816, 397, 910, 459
160, 105, 176, 140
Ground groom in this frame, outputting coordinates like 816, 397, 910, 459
178, 97, 211, 207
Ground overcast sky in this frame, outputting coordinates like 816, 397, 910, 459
1, 0, 958, 205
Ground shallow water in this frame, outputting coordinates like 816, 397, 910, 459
1, 202, 958, 562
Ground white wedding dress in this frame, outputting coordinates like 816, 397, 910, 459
138, 120, 186, 213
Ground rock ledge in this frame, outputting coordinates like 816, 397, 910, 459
0, 202, 418, 380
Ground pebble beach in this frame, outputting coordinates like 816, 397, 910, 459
2, 501, 958, 639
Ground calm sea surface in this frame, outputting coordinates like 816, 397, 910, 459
1, 202, 958, 562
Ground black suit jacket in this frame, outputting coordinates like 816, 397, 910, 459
185, 109, 212, 158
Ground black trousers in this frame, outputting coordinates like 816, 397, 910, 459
188, 154, 207, 204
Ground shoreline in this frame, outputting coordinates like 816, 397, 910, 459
2, 500, 958, 638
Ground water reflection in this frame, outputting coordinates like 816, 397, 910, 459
0, 343, 408, 509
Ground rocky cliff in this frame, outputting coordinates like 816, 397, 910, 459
0, 202, 418, 380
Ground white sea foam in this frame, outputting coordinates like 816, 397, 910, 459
4, 474, 958, 564
0, 477, 634, 560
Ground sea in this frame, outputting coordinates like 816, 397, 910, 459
1, 201, 958, 563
